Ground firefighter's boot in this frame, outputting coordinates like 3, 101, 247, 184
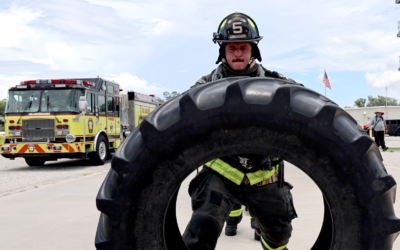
254, 228, 261, 241
225, 224, 237, 236
251, 217, 258, 229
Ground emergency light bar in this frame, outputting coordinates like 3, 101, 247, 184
83, 81, 94, 86
19, 79, 95, 87
20, 80, 36, 85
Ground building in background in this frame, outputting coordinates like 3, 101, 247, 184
344, 106, 400, 124
398, 0, 400, 70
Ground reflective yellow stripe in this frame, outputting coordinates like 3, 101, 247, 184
247, 18, 255, 27
261, 236, 287, 250
229, 208, 242, 217
249, 212, 253, 219
220, 19, 227, 29
246, 164, 279, 185
205, 159, 245, 185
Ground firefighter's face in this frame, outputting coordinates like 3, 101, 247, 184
225, 42, 252, 71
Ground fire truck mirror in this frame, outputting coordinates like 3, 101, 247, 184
79, 96, 88, 112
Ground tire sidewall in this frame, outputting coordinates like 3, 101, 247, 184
100, 78, 394, 250
95, 135, 107, 165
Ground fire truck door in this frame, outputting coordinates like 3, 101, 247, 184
97, 94, 107, 135
106, 85, 117, 146
106, 96, 116, 142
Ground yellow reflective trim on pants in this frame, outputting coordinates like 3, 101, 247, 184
261, 236, 287, 250
205, 159, 245, 185
246, 164, 279, 186
229, 208, 242, 217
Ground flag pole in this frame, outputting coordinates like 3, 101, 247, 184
324, 67, 326, 97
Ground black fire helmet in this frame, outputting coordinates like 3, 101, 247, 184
213, 12, 263, 64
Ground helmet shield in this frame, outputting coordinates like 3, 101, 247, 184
213, 12, 263, 44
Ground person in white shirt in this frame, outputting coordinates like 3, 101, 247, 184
367, 109, 389, 151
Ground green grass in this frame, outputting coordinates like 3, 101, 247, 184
386, 148, 400, 153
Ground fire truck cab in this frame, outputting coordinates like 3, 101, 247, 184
0, 77, 158, 166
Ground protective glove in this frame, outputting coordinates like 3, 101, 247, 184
259, 156, 272, 171
271, 156, 283, 166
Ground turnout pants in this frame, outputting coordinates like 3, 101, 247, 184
226, 203, 243, 226
182, 167, 297, 250
375, 131, 386, 149
226, 204, 259, 229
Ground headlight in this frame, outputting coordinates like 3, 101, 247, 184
65, 134, 76, 143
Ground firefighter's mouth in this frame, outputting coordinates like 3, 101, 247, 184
232, 58, 245, 62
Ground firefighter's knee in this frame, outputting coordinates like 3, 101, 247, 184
183, 214, 221, 249
261, 229, 291, 250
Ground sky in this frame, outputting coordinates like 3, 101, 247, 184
0, 0, 399, 107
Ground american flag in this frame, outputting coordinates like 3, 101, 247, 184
323, 70, 331, 90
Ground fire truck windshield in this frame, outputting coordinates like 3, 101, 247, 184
6, 89, 84, 113
6, 90, 41, 113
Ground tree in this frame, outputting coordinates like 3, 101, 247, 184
354, 98, 366, 108
366, 95, 399, 107
156, 91, 181, 103
0, 99, 6, 117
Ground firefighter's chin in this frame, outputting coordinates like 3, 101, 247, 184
229, 60, 247, 71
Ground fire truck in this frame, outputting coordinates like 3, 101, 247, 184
0, 78, 158, 166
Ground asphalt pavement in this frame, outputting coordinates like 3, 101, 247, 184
1, 158, 400, 250
383, 136, 400, 148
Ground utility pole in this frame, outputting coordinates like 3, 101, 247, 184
386, 86, 388, 118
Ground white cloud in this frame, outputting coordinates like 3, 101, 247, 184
316, 73, 324, 82
10, 5, 43, 24
150, 19, 173, 36
108, 72, 163, 96
0, 74, 37, 99
365, 70, 400, 89
18, 57, 56, 67
365, 70, 400, 99
0, 0, 399, 106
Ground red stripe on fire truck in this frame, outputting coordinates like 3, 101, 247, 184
34, 145, 45, 153
18, 144, 30, 153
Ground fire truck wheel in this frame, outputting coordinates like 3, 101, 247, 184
25, 158, 46, 167
95, 77, 400, 250
93, 135, 108, 165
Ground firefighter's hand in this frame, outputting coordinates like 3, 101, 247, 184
271, 156, 283, 166
259, 156, 272, 171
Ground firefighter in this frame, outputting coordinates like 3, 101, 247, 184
182, 12, 298, 250
225, 204, 263, 241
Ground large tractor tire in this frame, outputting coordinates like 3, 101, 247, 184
95, 77, 400, 249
